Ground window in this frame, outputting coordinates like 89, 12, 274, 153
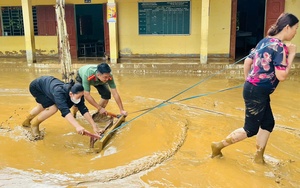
1, 6, 38, 36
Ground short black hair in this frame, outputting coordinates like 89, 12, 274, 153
97, 63, 111, 74
70, 83, 84, 94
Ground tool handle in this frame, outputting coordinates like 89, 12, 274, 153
107, 111, 118, 118
83, 130, 101, 139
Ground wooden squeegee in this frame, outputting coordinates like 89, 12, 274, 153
93, 115, 126, 153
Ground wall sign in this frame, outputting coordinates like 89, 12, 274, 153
107, 3, 117, 23
138, 1, 190, 35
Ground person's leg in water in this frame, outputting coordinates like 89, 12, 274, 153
31, 104, 58, 139
211, 128, 248, 158
23, 81, 44, 127
99, 98, 109, 108
22, 104, 44, 127
97, 84, 110, 110
92, 85, 111, 121
71, 106, 78, 118
254, 128, 270, 163
92, 98, 110, 122
211, 82, 265, 159
73, 96, 109, 117
254, 102, 274, 163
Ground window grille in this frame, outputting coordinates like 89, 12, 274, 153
1, 6, 38, 36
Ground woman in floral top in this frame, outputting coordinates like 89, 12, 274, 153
211, 13, 299, 163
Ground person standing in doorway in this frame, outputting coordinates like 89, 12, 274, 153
211, 13, 299, 163
22, 76, 102, 140
73, 63, 127, 118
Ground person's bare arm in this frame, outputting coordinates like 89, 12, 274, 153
64, 113, 85, 134
111, 88, 127, 115
84, 91, 102, 110
82, 112, 103, 134
275, 44, 296, 81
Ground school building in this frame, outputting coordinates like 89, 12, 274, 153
0, 0, 299, 63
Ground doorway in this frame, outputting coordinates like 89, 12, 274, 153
235, 0, 265, 59
75, 4, 105, 59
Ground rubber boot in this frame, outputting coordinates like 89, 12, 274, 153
22, 114, 36, 127
30, 117, 42, 139
254, 145, 265, 164
211, 137, 233, 158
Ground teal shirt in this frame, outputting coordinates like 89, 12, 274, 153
78, 65, 116, 92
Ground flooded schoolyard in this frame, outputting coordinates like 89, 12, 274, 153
0, 57, 299, 187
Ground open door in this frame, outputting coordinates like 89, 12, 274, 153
265, 0, 285, 35
230, 0, 285, 60
231, 0, 266, 59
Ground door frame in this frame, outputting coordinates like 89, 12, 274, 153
229, 0, 285, 60
229, 0, 237, 59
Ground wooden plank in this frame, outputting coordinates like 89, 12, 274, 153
230, 0, 237, 59
94, 115, 125, 152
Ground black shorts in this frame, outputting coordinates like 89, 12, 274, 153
94, 84, 111, 100
243, 82, 275, 137
29, 80, 54, 108
75, 72, 111, 100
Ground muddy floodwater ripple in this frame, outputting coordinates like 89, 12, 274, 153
0, 58, 300, 187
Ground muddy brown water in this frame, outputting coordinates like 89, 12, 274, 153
0, 58, 299, 187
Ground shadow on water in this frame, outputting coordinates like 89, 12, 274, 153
0, 58, 300, 187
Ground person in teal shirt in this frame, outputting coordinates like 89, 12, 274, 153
74, 63, 127, 117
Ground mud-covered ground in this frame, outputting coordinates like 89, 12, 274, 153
0, 58, 299, 188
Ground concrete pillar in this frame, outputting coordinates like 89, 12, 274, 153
107, 0, 118, 63
21, 0, 36, 63
200, 0, 210, 64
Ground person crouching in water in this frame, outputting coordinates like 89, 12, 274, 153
72, 63, 127, 119
211, 13, 298, 163
22, 76, 103, 140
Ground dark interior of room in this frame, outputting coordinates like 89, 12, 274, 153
76, 4, 104, 58
236, 0, 265, 59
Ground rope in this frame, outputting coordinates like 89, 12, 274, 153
173, 84, 243, 103
105, 43, 274, 136
129, 84, 244, 114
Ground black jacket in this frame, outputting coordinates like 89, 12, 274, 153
33, 76, 88, 117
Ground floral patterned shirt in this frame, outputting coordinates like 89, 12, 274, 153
247, 37, 288, 92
